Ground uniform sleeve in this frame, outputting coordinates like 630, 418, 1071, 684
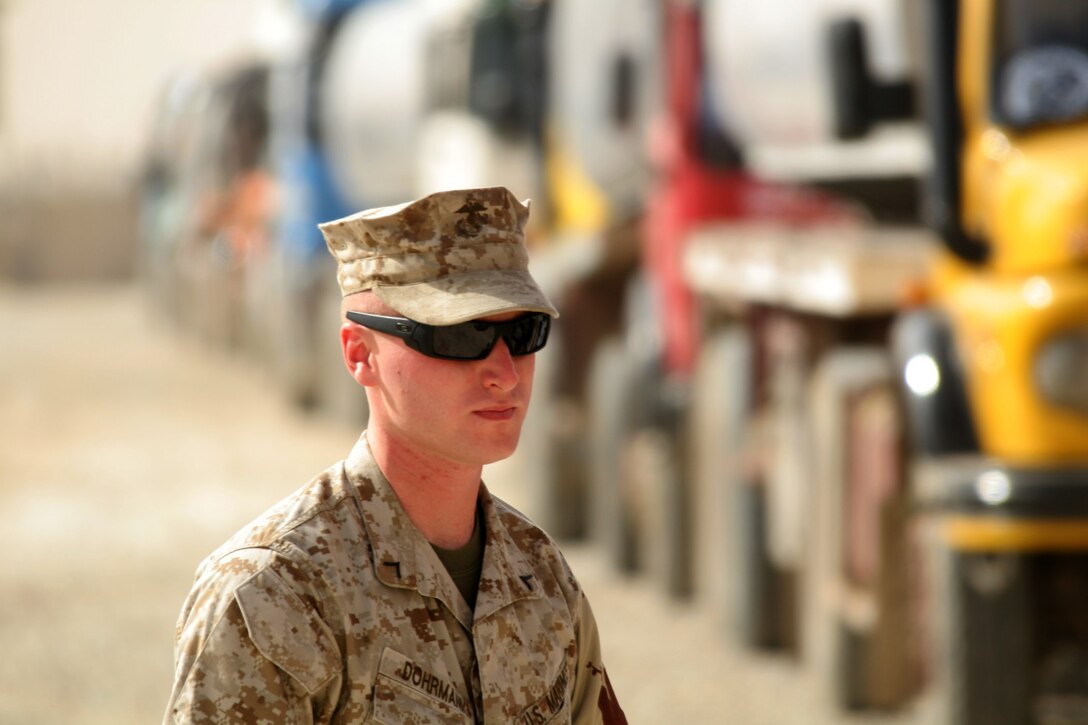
164, 555, 343, 724
569, 593, 627, 725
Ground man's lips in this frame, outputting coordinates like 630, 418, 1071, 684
473, 406, 518, 421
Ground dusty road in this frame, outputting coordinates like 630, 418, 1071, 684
0, 285, 923, 724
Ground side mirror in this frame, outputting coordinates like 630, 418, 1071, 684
920, 0, 990, 263
828, 17, 916, 140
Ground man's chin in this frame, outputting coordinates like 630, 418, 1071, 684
474, 436, 522, 467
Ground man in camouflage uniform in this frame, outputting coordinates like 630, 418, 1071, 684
165, 187, 626, 723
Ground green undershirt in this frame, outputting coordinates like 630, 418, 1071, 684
431, 504, 485, 612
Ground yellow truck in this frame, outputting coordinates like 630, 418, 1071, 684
894, 0, 1088, 721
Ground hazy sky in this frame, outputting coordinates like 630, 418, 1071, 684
0, 0, 273, 189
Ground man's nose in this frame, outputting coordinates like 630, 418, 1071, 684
482, 337, 520, 390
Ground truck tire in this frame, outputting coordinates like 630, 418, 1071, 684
627, 412, 692, 599
587, 337, 640, 573
944, 551, 1032, 725
804, 347, 920, 711
959, 552, 1032, 724
733, 476, 794, 649
688, 329, 752, 619
916, 464, 1088, 725
518, 338, 588, 541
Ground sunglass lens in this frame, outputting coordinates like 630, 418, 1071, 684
428, 314, 550, 359
505, 314, 550, 355
432, 322, 496, 359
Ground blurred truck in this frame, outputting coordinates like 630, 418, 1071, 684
666, 0, 1088, 721
263, 0, 376, 417
138, 60, 276, 352
688, 0, 932, 711
526, 0, 661, 541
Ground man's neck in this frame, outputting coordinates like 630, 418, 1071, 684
365, 427, 482, 549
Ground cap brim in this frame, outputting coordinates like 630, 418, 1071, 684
372, 269, 559, 325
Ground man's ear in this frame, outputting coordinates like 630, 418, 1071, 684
341, 323, 378, 386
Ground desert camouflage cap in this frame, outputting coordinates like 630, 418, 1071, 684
319, 187, 558, 325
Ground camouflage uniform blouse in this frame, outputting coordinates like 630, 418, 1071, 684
164, 435, 625, 724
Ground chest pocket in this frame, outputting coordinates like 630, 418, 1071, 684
369, 647, 475, 725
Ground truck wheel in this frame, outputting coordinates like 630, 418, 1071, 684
272, 258, 325, 410
627, 418, 691, 599
732, 475, 793, 649
804, 348, 920, 711
688, 329, 752, 620
921, 507, 1088, 724
942, 551, 1031, 725
587, 337, 640, 573
541, 415, 588, 541
518, 337, 588, 541
659, 419, 692, 599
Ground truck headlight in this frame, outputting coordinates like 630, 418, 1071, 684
904, 353, 941, 397
1035, 332, 1088, 410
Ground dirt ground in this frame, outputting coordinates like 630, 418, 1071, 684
0, 284, 925, 724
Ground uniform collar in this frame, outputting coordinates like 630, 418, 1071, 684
344, 434, 541, 629
473, 482, 545, 622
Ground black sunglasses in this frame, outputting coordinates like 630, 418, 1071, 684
345, 311, 551, 361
